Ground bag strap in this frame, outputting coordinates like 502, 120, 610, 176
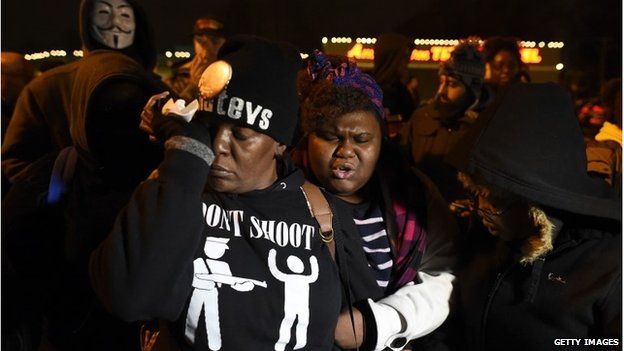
301, 181, 336, 260
301, 181, 359, 349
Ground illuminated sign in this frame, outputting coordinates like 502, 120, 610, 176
345, 42, 544, 65
520, 48, 542, 64
346, 43, 374, 60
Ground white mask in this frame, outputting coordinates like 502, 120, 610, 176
90, 0, 136, 49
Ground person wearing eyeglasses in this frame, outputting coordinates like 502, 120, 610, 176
442, 83, 621, 351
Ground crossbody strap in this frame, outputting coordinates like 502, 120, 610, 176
300, 181, 359, 350
301, 181, 336, 260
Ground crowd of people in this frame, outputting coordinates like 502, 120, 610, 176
1, 1, 621, 351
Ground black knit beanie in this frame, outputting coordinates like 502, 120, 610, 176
439, 43, 485, 101
196, 35, 301, 145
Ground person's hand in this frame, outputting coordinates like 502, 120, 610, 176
334, 307, 364, 349
139, 91, 170, 142
139, 91, 211, 146
449, 198, 474, 218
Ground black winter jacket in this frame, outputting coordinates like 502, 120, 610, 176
455, 216, 621, 351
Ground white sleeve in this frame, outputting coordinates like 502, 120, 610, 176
367, 271, 455, 351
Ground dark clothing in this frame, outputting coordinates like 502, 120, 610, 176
372, 33, 416, 121
2, 152, 143, 351
456, 217, 621, 351
447, 83, 621, 220
1, 0, 160, 183
90, 150, 381, 350
2, 100, 15, 198
400, 103, 477, 203
442, 83, 622, 350
2, 61, 77, 181
295, 143, 458, 349
2, 99, 15, 140
2, 51, 163, 351
379, 80, 416, 121
374, 145, 458, 291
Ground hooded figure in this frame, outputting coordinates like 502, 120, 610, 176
443, 83, 621, 351
372, 33, 417, 122
3, 51, 162, 351
2, 0, 161, 183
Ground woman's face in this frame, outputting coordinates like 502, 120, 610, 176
307, 110, 382, 203
475, 190, 532, 241
209, 122, 284, 194
489, 50, 521, 87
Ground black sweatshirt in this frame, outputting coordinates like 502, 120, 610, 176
90, 149, 381, 350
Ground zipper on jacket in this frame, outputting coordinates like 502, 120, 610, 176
479, 266, 513, 351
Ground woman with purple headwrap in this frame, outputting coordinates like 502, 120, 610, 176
295, 51, 459, 350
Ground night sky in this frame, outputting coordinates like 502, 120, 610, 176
2, 0, 622, 78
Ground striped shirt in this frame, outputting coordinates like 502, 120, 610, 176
349, 201, 393, 289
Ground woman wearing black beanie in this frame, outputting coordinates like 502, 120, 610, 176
90, 36, 378, 350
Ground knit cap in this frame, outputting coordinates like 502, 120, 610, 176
196, 35, 302, 145
439, 42, 485, 101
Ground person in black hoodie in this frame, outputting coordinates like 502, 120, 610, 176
1, 0, 160, 183
90, 36, 380, 351
2, 50, 163, 350
443, 83, 621, 350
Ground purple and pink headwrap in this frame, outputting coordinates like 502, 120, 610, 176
307, 50, 385, 121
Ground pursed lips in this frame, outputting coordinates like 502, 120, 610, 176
330, 161, 356, 179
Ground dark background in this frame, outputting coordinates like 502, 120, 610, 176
2, 0, 622, 81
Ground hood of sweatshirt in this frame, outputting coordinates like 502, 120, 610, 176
446, 83, 621, 220
68, 50, 162, 186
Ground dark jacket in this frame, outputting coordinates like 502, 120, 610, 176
372, 33, 416, 121
1, 0, 160, 183
457, 215, 621, 351
89, 148, 381, 350
2, 51, 162, 351
400, 103, 477, 203
444, 83, 622, 351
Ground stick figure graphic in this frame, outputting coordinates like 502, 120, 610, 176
185, 237, 261, 350
268, 248, 319, 351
